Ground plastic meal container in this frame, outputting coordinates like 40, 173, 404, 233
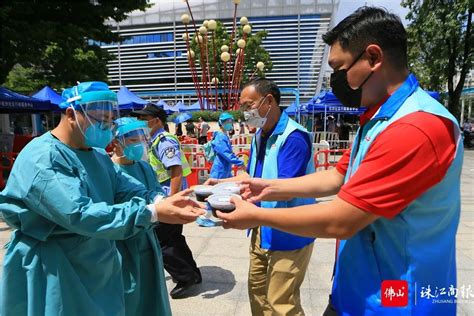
207, 193, 241, 217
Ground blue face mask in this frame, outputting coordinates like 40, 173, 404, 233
84, 123, 113, 149
223, 123, 233, 131
124, 143, 145, 161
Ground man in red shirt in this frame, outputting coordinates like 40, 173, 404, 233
217, 6, 462, 316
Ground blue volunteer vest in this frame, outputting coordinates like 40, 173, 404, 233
248, 112, 316, 251
332, 74, 463, 315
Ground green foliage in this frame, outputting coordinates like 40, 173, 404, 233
168, 110, 243, 123
4, 65, 49, 95
0, 0, 150, 93
402, 0, 473, 120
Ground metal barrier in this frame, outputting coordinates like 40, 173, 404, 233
314, 149, 348, 171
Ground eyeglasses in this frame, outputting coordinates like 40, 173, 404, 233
239, 96, 268, 111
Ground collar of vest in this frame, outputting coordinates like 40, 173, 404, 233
151, 128, 165, 141
372, 73, 419, 122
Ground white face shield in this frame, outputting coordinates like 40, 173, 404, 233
114, 118, 150, 161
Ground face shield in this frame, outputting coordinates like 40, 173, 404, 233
61, 83, 119, 149
114, 118, 150, 161
73, 99, 119, 149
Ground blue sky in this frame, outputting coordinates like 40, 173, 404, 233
335, 0, 410, 25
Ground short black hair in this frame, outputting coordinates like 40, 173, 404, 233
242, 78, 281, 105
154, 106, 168, 124
323, 6, 407, 69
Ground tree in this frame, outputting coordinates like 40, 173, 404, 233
0, 0, 150, 93
188, 20, 272, 109
402, 0, 473, 120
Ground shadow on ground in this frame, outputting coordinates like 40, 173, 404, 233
168, 265, 236, 299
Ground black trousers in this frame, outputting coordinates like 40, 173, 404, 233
154, 223, 201, 283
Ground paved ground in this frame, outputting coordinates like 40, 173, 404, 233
0, 151, 473, 315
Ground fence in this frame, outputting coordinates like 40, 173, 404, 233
0, 135, 349, 189
312, 132, 353, 149
313, 149, 348, 171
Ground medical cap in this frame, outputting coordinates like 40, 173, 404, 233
114, 117, 148, 137
219, 112, 234, 124
60, 81, 117, 109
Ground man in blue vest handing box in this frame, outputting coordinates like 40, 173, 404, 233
208, 78, 316, 315
217, 7, 463, 316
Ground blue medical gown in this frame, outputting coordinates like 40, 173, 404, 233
0, 132, 158, 316
114, 161, 171, 316
209, 131, 244, 179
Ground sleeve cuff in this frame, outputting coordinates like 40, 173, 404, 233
146, 204, 158, 222
148, 195, 166, 222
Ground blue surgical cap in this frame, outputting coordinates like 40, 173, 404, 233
60, 81, 117, 110
114, 117, 149, 137
219, 112, 234, 125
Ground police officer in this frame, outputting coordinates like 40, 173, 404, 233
132, 103, 202, 299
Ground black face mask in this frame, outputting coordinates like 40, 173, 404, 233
330, 50, 374, 108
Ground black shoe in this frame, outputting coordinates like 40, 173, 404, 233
195, 270, 202, 284
170, 275, 201, 299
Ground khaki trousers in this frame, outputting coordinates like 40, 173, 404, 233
248, 228, 314, 316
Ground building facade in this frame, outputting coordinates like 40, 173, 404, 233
101, 0, 338, 105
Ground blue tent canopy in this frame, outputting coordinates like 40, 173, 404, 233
156, 99, 168, 108
305, 91, 366, 115
0, 86, 50, 112
179, 99, 216, 112
32, 86, 64, 111
180, 100, 204, 112
164, 101, 179, 114
306, 90, 440, 115
117, 86, 147, 110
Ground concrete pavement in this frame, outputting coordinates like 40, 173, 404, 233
0, 151, 473, 315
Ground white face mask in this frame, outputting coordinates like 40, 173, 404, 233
243, 96, 271, 128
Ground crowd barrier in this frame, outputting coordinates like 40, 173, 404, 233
184, 150, 251, 186
231, 134, 253, 145
313, 149, 348, 171
184, 152, 211, 187
0, 138, 348, 189
312, 132, 352, 149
